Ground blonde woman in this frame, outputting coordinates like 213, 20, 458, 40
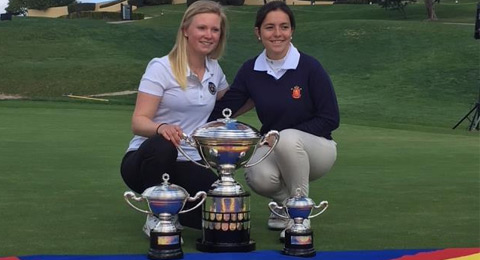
121, 0, 229, 235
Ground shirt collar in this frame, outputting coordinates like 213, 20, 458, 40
254, 43, 300, 72
187, 57, 213, 79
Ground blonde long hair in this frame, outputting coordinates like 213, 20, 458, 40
168, 1, 228, 89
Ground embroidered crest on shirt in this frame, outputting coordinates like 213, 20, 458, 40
208, 82, 217, 95
291, 86, 302, 99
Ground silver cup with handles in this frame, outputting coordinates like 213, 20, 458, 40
178, 108, 279, 195
124, 173, 206, 259
177, 108, 280, 252
268, 188, 328, 257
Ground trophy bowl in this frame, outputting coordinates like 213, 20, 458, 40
124, 173, 206, 218
179, 109, 278, 173
283, 195, 324, 220
191, 122, 261, 169
178, 108, 279, 195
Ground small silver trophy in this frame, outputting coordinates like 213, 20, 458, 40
178, 108, 280, 252
268, 188, 328, 257
124, 173, 207, 259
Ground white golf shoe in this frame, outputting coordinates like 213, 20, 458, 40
142, 214, 160, 237
267, 207, 290, 230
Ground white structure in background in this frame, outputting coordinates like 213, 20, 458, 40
24, 0, 335, 17
28, 0, 137, 18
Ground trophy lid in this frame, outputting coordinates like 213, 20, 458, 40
142, 173, 188, 201
191, 108, 261, 140
284, 188, 315, 209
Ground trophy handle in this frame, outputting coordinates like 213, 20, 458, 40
308, 201, 329, 219
268, 201, 290, 219
177, 133, 210, 169
244, 130, 280, 168
179, 191, 207, 214
124, 191, 151, 214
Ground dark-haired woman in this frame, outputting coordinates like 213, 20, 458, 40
209, 1, 339, 241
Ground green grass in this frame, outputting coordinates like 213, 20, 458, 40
0, 100, 478, 256
0, 1, 479, 129
0, 1, 479, 257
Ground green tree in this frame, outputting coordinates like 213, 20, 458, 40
378, 0, 416, 18
27, 0, 76, 10
7, 0, 77, 14
26, 0, 51, 10
6, 0, 27, 14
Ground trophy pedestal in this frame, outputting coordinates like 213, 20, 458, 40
196, 192, 256, 252
196, 238, 256, 252
148, 230, 183, 260
282, 229, 316, 258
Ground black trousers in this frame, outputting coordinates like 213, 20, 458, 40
121, 135, 217, 229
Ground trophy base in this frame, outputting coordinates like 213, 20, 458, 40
196, 238, 256, 252
282, 247, 316, 258
198, 191, 255, 252
148, 231, 183, 260
282, 229, 316, 258
148, 248, 183, 260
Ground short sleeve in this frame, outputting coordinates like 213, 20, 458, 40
217, 72, 228, 92
138, 59, 167, 97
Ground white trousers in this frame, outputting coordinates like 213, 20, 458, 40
245, 129, 337, 203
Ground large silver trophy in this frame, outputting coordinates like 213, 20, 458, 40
268, 188, 328, 257
124, 173, 207, 259
178, 108, 279, 252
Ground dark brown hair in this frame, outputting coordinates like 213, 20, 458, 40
254, 1, 296, 29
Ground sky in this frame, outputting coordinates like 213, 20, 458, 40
0, 0, 109, 13
0, 0, 6, 13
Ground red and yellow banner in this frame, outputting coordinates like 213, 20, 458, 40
392, 248, 480, 260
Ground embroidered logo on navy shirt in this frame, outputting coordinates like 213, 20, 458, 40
208, 82, 217, 95
291, 86, 302, 99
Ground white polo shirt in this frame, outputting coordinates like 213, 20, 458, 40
127, 56, 228, 161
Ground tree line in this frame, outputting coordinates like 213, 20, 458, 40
6, 0, 438, 20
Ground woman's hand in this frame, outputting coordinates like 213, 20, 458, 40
265, 134, 275, 147
157, 124, 184, 147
